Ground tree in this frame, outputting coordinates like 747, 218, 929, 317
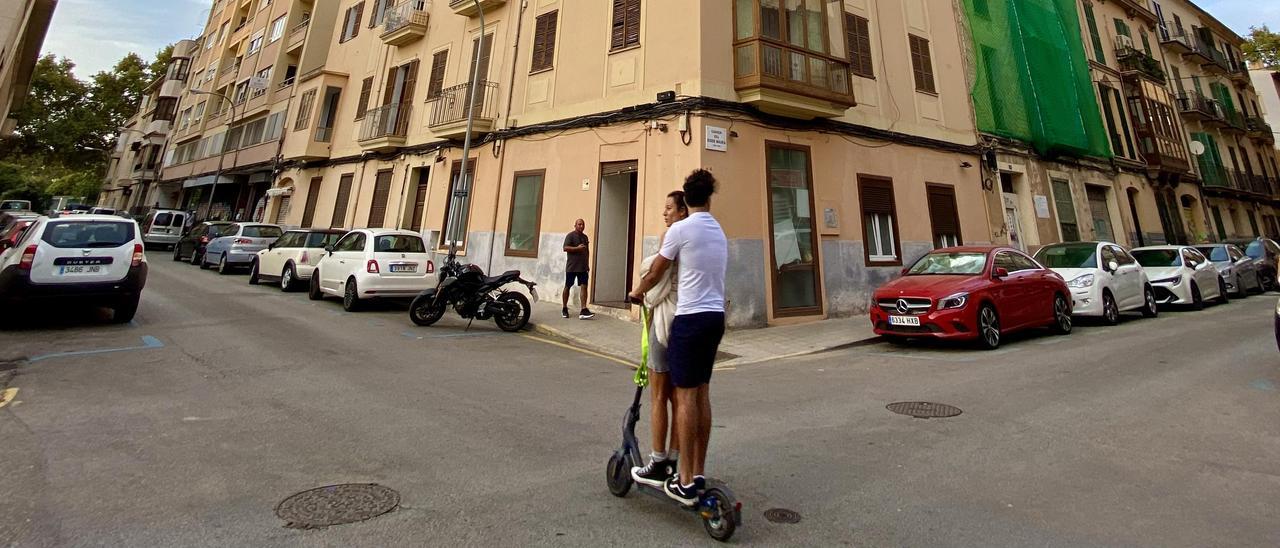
90, 53, 151, 150
1243, 25, 1280, 70
147, 44, 175, 82
3, 55, 96, 165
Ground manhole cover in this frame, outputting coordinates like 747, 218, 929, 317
764, 508, 802, 524
886, 401, 962, 419
275, 483, 400, 529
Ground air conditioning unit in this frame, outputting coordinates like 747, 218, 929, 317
1116, 35, 1135, 51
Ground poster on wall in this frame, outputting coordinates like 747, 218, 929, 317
1034, 195, 1051, 219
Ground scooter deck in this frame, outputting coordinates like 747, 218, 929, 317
631, 476, 731, 511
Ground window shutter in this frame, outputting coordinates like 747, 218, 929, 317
927, 185, 961, 245
368, 170, 393, 228
532, 11, 558, 72
339, 8, 352, 43
369, 0, 382, 27
383, 66, 398, 106
859, 178, 895, 215
352, 2, 363, 39
845, 13, 872, 78
356, 77, 373, 120
402, 60, 419, 104
610, 0, 627, 50
908, 35, 935, 93
331, 174, 354, 228
624, 0, 641, 47
428, 50, 448, 98
301, 177, 322, 228
294, 89, 316, 130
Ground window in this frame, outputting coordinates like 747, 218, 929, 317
154, 97, 178, 121
440, 161, 475, 247
259, 0, 271, 11
858, 175, 900, 264
263, 111, 286, 141
331, 174, 354, 228
926, 184, 961, 248
1008, 252, 1040, 272
1051, 179, 1080, 242
269, 15, 287, 42
274, 196, 292, 224
505, 171, 545, 257
530, 11, 559, 73
333, 232, 366, 252
610, 0, 641, 51
339, 2, 364, 43
427, 50, 448, 99
294, 89, 316, 130
367, 170, 393, 228
247, 32, 265, 54
276, 232, 303, 248
1099, 84, 1124, 156
845, 13, 873, 78
369, 0, 393, 27
908, 35, 935, 93
374, 235, 425, 253
356, 77, 373, 120
234, 80, 251, 103
1084, 3, 1105, 64
300, 176, 322, 228
767, 144, 822, 314
305, 232, 341, 248
1100, 245, 1118, 267
252, 67, 272, 98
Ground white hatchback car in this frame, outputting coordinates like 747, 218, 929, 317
1131, 245, 1227, 309
1034, 241, 1158, 324
308, 228, 435, 311
0, 215, 147, 322
249, 228, 346, 291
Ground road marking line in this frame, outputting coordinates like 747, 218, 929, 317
520, 334, 639, 369
0, 388, 16, 408
28, 336, 165, 363
400, 331, 424, 340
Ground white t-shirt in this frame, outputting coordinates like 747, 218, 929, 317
659, 212, 728, 316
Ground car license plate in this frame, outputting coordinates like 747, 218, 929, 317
59, 265, 102, 275
888, 315, 920, 327
389, 264, 417, 273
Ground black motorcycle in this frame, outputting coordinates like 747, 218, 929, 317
408, 248, 537, 332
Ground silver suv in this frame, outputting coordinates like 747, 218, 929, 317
0, 215, 148, 322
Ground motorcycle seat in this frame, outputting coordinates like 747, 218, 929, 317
484, 270, 521, 285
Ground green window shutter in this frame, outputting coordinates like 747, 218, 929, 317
1085, 5, 1105, 64
1191, 133, 1219, 185
1114, 19, 1130, 38
1140, 30, 1152, 55
1192, 76, 1202, 95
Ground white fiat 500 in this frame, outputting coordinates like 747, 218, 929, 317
309, 228, 435, 311
249, 228, 346, 291
1034, 241, 1158, 324
1131, 245, 1227, 309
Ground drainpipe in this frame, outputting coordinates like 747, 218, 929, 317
486, 0, 527, 272
445, 0, 486, 254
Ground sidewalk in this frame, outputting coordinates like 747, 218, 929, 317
528, 300, 880, 368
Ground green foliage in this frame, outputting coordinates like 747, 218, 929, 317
147, 44, 175, 82
1243, 25, 1280, 70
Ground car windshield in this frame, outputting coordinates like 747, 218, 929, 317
41, 221, 135, 248
907, 252, 987, 275
242, 225, 283, 238
1244, 241, 1264, 259
1034, 244, 1098, 268
305, 232, 343, 248
1, 201, 31, 210
374, 235, 426, 253
1132, 249, 1181, 267
1194, 246, 1230, 262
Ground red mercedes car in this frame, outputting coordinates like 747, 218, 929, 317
870, 246, 1073, 349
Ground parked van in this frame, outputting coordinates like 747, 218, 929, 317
140, 209, 189, 250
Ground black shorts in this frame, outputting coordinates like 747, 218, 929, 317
666, 311, 726, 388
565, 271, 588, 288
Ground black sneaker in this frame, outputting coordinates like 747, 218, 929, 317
579, 308, 595, 319
561, 307, 569, 318
664, 477, 699, 507
631, 458, 675, 488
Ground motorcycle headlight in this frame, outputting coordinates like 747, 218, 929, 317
1066, 273, 1096, 288
938, 292, 969, 310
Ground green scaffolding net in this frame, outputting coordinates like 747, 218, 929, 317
963, 0, 1112, 159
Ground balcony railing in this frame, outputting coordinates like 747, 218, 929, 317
384, 1, 428, 35
732, 38, 855, 115
1194, 43, 1231, 73
287, 18, 309, 50
1247, 116, 1275, 143
1223, 109, 1246, 131
278, 77, 295, 90
360, 102, 412, 142
1176, 91, 1224, 121
1159, 26, 1194, 52
314, 126, 333, 143
1115, 39, 1165, 83
429, 81, 498, 128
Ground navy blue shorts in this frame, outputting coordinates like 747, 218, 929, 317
666, 312, 725, 388
565, 271, 588, 288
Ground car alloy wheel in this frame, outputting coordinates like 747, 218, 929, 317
218, 255, 230, 275
1236, 276, 1249, 298
1216, 278, 1230, 304
1102, 292, 1119, 325
1141, 287, 1158, 318
978, 305, 1000, 350
248, 261, 260, 284
343, 279, 360, 312
1191, 282, 1205, 310
1052, 295, 1073, 334
281, 265, 294, 291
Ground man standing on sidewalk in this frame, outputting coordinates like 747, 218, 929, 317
628, 169, 727, 506
563, 219, 595, 319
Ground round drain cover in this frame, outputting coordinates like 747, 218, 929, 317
275, 483, 400, 529
764, 508, 802, 524
886, 401, 962, 419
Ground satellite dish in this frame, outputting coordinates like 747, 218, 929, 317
1189, 141, 1205, 156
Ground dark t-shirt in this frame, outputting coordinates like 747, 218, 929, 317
564, 231, 589, 273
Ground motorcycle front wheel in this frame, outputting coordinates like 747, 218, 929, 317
409, 295, 447, 326
493, 292, 531, 332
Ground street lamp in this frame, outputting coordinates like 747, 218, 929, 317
444, 0, 486, 252
189, 88, 242, 221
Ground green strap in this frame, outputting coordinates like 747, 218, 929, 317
634, 305, 650, 388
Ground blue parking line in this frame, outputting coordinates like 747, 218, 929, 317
401, 331, 424, 340
1249, 379, 1276, 391
28, 336, 165, 363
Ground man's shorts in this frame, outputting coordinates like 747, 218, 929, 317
565, 271, 588, 288
666, 311, 725, 388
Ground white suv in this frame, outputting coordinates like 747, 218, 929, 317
308, 228, 435, 311
0, 215, 147, 322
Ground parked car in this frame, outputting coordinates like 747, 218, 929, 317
1225, 237, 1279, 291
0, 215, 147, 322
249, 228, 346, 291
139, 209, 189, 250
1033, 241, 1157, 324
0, 210, 38, 234
309, 228, 435, 312
1131, 245, 1227, 309
1, 200, 32, 211
172, 221, 233, 265
202, 223, 284, 274
0, 220, 34, 258
1194, 243, 1262, 297
869, 246, 1073, 350
89, 207, 117, 215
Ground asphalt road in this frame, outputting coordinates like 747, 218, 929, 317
1, 258, 1278, 547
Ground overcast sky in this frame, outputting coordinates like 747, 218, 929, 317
39, 0, 1280, 79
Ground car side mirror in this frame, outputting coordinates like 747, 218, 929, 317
993, 267, 1010, 279
1107, 260, 1119, 272
324, 245, 334, 254
268, 243, 274, 250
0, 240, 10, 251
900, 267, 909, 277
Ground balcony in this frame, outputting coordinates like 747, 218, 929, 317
1193, 44, 1231, 74
449, 0, 504, 17
217, 60, 242, 88
286, 19, 309, 52
382, 1, 429, 46
1229, 60, 1250, 84
732, 38, 855, 119
428, 81, 498, 139
1115, 0, 1157, 23
1116, 39, 1165, 84
277, 77, 295, 91
359, 102, 412, 151
1246, 117, 1275, 144
1222, 110, 1247, 133
1176, 91, 1224, 124
1159, 26, 1194, 53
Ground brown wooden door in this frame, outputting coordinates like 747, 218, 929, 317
409, 168, 429, 231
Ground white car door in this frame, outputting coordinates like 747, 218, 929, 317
1185, 248, 1216, 297
1108, 245, 1141, 308
258, 231, 289, 276
323, 232, 365, 292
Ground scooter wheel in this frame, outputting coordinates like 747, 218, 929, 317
606, 452, 633, 497
701, 487, 739, 542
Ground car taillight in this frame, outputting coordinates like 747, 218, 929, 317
300, 251, 309, 263
367, 260, 380, 273
199, 235, 209, 244
234, 238, 252, 245
426, 260, 435, 273
131, 243, 144, 267
18, 245, 36, 270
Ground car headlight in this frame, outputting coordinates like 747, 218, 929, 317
1066, 273, 1096, 288
1151, 276, 1182, 286
938, 292, 969, 310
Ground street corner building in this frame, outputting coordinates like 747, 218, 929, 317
101, 0, 1280, 329
0, 0, 57, 138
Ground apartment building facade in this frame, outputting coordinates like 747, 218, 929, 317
1250, 65, 1280, 153
0, 0, 57, 137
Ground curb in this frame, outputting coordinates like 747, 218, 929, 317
528, 321, 638, 364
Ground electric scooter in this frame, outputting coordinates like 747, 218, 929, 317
604, 305, 741, 542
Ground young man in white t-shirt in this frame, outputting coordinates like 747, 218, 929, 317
628, 169, 728, 506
